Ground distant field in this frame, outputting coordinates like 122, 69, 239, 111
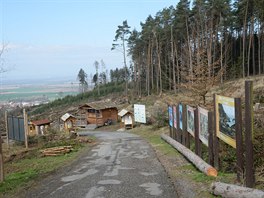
0, 83, 79, 102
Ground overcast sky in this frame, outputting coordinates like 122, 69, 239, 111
0, 0, 179, 83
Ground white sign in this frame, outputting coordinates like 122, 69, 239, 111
134, 104, 146, 123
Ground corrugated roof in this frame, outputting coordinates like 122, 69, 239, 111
61, 113, 75, 121
31, 119, 51, 126
80, 101, 117, 110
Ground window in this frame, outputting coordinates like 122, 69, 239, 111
88, 109, 95, 113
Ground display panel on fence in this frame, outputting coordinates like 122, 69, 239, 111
198, 107, 209, 146
215, 95, 236, 148
179, 104, 183, 130
134, 104, 146, 123
168, 106, 173, 127
187, 105, 195, 137
173, 105, 177, 129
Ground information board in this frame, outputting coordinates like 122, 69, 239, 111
134, 104, 146, 123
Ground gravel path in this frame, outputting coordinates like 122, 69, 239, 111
23, 131, 177, 198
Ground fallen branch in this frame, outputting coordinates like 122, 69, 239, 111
211, 182, 264, 198
161, 134, 217, 177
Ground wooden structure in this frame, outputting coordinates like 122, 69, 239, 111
79, 101, 118, 127
61, 113, 76, 131
28, 119, 51, 136
118, 109, 133, 129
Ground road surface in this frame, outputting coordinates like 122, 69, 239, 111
24, 131, 177, 198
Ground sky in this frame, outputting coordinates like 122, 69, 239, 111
0, 0, 179, 84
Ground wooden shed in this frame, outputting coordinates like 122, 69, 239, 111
118, 109, 134, 129
79, 101, 118, 126
28, 119, 51, 136
61, 113, 76, 131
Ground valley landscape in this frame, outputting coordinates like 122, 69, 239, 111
0, 80, 80, 107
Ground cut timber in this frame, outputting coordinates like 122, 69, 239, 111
211, 182, 264, 198
41, 146, 73, 156
161, 134, 217, 177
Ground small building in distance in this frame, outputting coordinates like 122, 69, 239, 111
79, 101, 118, 127
61, 113, 76, 131
118, 109, 133, 129
28, 119, 52, 136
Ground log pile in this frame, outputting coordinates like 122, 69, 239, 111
161, 133, 217, 177
41, 146, 73, 156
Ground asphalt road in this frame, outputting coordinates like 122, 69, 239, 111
24, 131, 177, 198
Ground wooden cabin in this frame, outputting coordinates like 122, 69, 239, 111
118, 109, 134, 129
79, 101, 118, 126
28, 119, 51, 136
61, 113, 76, 131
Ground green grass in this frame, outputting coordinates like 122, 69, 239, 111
0, 169, 39, 193
0, 143, 89, 196
131, 125, 238, 197
132, 126, 180, 157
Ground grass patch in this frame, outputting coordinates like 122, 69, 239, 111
131, 126, 180, 157
131, 125, 238, 197
0, 140, 91, 197
0, 169, 38, 193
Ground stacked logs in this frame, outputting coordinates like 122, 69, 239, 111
41, 146, 73, 156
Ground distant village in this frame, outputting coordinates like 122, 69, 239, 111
0, 97, 49, 110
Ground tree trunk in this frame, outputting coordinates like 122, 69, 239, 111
171, 26, 176, 94
242, 0, 249, 78
186, 17, 193, 82
211, 182, 264, 198
151, 39, 154, 92
122, 33, 128, 97
147, 41, 151, 95
220, 32, 223, 83
252, 17, 255, 76
247, 20, 253, 77
161, 134, 217, 177
258, 22, 261, 75
175, 42, 180, 86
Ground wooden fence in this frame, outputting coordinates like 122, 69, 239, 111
168, 81, 255, 187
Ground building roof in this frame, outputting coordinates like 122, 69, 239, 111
118, 109, 128, 117
80, 101, 117, 110
118, 109, 133, 117
31, 119, 51, 126
61, 113, 76, 122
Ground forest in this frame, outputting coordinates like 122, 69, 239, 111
110, 0, 264, 97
